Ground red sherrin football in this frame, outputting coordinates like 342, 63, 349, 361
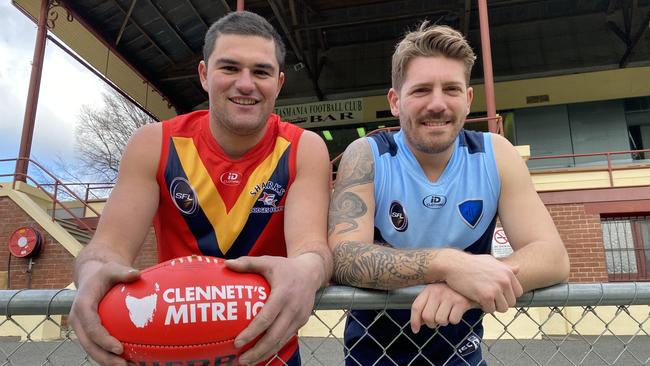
98, 255, 269, 364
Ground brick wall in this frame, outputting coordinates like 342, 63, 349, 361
0, 197, 75, 289
0, 196, 159, 289
133, 228, 158, 269
547, 203, 609, 283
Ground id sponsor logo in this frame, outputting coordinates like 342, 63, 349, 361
422, 194, 447, 209
220, 172, 242, 186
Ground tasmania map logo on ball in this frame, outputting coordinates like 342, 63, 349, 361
98, 255, 270, 365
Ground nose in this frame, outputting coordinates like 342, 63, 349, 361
234, 69, 255, 94
425, 89, 446, 114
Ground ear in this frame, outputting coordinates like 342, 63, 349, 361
198, 60, 209, 92
465, 86, 474, 116
276, 71, 285, 97
387, 88, 400, 118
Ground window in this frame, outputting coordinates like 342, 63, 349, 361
601, 216, 650, 281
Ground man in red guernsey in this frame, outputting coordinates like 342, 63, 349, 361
69, 11, 332, 366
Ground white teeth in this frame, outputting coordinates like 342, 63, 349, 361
423, 121, 447, 126
231, 98, 257, 105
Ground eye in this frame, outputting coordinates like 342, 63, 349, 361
445, 86, 463, 95
253, 69, 272, 78
411, 87, 430, 95
220, 65, 239, 73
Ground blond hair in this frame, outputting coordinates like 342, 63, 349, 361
391, 22, 476, 89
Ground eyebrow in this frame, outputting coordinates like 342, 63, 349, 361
214, 57, 276, 72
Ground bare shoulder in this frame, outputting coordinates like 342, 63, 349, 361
129, 122, 162, 150
489, 133, 527, 174
490, 132, 516, 155
119, 122, 162, 177
296, 129, 330, 168
336, 138, 373, 186
342, 137, 372, 159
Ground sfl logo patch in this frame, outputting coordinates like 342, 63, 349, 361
170, 177, 198, 215
389, 201, 408, 232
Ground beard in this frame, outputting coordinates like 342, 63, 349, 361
401, 116, 461, 155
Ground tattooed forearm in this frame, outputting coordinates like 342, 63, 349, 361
329, 140, 374, 236
332, 241, 434, 290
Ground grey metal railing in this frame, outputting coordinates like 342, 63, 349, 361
0, 284, 648, 365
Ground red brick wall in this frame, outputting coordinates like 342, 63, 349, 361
0, 197, 75, 289
547, 203, 609, 283
133, 228, 158, 270
0, 196, 159, 289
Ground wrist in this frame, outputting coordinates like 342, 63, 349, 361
429, 248, 464, 283
294, 251, 330, 289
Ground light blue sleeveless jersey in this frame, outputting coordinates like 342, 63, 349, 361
369, 129, 501, 251
343, 129, 501, 366
344, 130, 501, 366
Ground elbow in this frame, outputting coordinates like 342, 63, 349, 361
558, 248, 571, 283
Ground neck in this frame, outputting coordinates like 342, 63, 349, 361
408, 142, 455, 183
209, 118, 268, 160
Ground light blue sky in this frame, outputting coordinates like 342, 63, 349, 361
0, 2, 106, 182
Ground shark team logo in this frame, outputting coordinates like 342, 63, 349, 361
250, 180, 286, 214
258, 192, 278, 207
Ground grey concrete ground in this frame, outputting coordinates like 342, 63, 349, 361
0, 336, 647, 365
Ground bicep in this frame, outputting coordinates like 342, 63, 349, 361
283, 131, 331, 256
88, 124, 162, 265
328, 138, 376, 249
494, 135, 561, 250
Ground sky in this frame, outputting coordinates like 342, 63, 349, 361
0, 2, 106, 181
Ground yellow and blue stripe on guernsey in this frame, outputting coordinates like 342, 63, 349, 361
164, 136, 291, 258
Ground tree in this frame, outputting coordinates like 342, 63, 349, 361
75, 88, 156, 182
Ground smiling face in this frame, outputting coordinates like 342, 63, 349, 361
199, 34, 284, 139
388, 56, 473, 157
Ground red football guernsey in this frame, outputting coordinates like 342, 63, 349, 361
154, 110, 304, 365
154, 110, 303, 261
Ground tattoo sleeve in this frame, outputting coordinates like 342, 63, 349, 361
328, 140, 374, 236
328, 140, 437, 289
333, 241, 434, 289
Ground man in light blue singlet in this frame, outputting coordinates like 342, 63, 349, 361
328, 22, 570, 365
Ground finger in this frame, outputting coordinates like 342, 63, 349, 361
421, 294, 440, 330
435, 299, 452, 327
74, 324, 126, 366
103, 262, 141, 284
238, 305, 299, 365
479, 298, 496, 314
225, 256, 270, 274
448, 303, 467, 325
410, 291, 428, 334
84, 311, 124, 355
512, 275, 524, 298
503, 282, 517, 308
234, 290, 282, 349
494, 292, 510, 313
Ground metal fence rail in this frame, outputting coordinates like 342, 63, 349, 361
0, 283, 648, 365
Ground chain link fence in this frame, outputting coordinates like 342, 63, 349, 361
0, 283, 648, 365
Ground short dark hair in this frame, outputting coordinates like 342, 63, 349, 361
392, 22, 476, 89
203, 11, 286, 71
